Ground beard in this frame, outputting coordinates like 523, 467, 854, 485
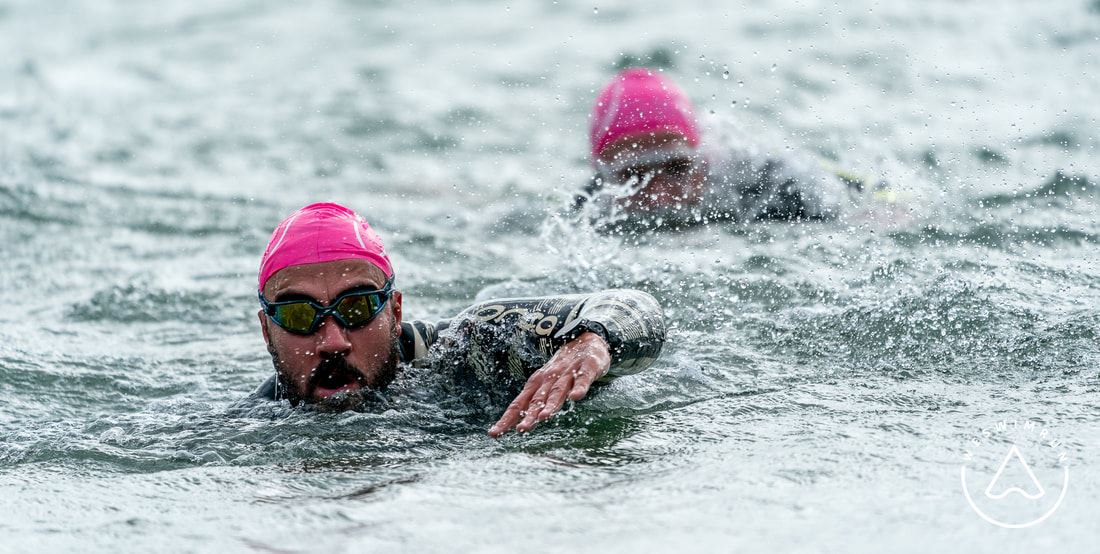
269, 335, 402, 411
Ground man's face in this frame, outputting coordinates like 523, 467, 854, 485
597, 131, 707, 214
258, 259, 402, 408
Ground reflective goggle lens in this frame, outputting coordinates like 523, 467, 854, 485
615, 157, 694, 184
273, 303, 320, 334
334, 293, 383, 327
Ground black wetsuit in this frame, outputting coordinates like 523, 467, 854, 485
575, 146, 853, 226
253, 289, 666, 400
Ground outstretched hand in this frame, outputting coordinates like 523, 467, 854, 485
488, 331, 611, 437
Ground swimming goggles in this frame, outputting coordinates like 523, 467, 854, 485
594, 145, 700, 187
258, 278, 394, 335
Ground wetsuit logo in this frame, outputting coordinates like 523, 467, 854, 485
959, 419, 1070, 528
472, 304, 560, 337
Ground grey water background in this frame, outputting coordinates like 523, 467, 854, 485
1, 0, 1098, 551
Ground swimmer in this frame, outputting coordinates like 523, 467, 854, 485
577, 67, 865, 227
252, 202, 666, 436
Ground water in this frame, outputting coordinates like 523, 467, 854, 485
1, 0, 1098, 551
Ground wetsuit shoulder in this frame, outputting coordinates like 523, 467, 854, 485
251, 374, 278, 400
705, 150, 845, 221
399, 320, 441, 363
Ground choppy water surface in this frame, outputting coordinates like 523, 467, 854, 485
2, 0, 1098, 551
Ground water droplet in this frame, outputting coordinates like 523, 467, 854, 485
593, 6, 598, 13
722, 70, 730, 79
770, 64, 777, 72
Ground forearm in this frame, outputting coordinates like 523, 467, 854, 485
446, 288, 666, 378
549, 289, 666, 376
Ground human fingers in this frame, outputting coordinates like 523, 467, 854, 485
514, 375, 557, 433
538, 370, 575, 420
489, 383, 537, 437
568, 356, 606, 401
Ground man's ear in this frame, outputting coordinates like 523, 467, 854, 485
258, 310, 272, 347
391, 290, 403, 336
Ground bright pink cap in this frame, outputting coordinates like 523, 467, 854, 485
589, 68, 700, 160
258, 202, 393, 291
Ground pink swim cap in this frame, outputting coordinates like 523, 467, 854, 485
589, 68, 700, 160
258, 202, 394, 291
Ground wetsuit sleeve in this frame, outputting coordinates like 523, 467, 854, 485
709, 148, 847, 221
551, 289, 667, 375
422, 289, 666, 386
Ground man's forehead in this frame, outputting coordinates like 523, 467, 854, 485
264, 259, 387, 297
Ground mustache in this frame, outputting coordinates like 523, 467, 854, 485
309, 355, 367, 391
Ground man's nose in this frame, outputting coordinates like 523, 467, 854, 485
315, 316, 352, 356
642, 174, 685, 196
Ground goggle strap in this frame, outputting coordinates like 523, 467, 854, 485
594, 144, 700, 176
